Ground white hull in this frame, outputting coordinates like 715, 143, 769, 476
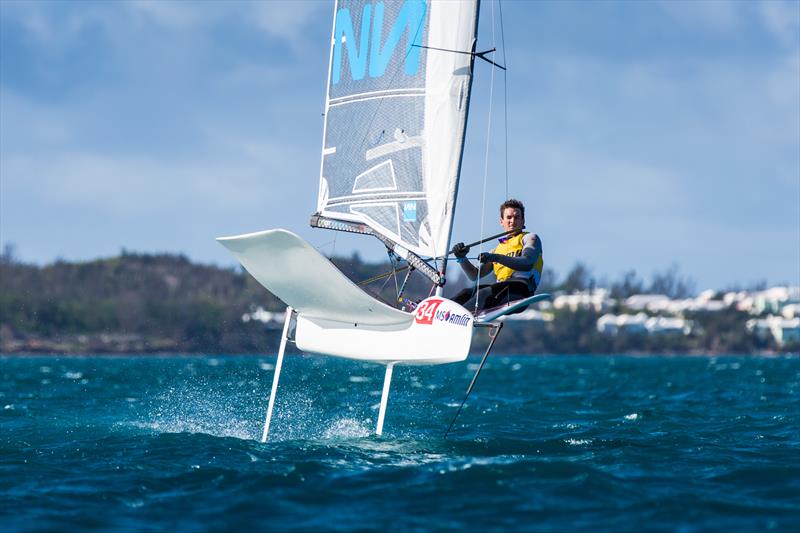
296, 296, 473, 365
217, 229, 473, 365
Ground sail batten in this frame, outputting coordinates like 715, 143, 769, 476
317, 0, 479, 259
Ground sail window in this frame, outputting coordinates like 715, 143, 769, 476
352, 160, 398, 193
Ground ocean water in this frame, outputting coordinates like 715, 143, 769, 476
2, 354, 799, 532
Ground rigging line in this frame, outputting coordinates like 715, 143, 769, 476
377, 250, 399, 296
411, 44, 506, 70
364, 285, 398, 308
358, 264, 411, 286
390, 253, 401, 297
475, 0, 499, 316
498, 0, 509, 198
358, 257, 400, 307
379, 272, 393, 294
444, 322, 504, 439
314, 239, 336, 256
396, 266, 414, 302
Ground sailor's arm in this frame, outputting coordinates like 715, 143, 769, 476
481, 233, 542, 271
452, 242, 492, 280
457, 258, 493, 280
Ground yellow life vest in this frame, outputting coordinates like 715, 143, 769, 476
492, 232, 543, 283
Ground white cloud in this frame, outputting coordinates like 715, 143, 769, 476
2, 1, 326, 55
525, 142, 686, 224
0, 90, 75, 148
513, 49, 799, 170
1, 139, 310, 217
760, 0, 800, 49
2, 0, 797, 286
0, 87, 314, 219
247, 1, 329, 53
468, 46, 800, 286
0, 1, 118, 50
124, 0, 327, 53
656, 0, 741, 32
125, 0, 209, 31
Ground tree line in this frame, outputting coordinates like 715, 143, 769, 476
0, 249, 781, 354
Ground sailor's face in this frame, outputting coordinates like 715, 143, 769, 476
500, 208, 524, 232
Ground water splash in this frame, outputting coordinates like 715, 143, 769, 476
132, 375, 265, 440
322, 418, 372, 439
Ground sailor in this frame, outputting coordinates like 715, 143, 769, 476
451, 198, 543, 311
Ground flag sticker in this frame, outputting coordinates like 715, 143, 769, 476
403, 201, 417, 222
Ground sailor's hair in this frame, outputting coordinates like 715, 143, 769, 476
499, 198, 525, 219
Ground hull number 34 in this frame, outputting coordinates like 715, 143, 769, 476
415, 298, 472, 327
414, 298, 442, 325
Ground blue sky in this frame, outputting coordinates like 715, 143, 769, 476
1, 0, 798, 290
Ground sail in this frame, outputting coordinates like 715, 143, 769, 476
316, 0, 479, 259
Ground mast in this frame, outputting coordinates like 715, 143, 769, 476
436, 0, 481, 296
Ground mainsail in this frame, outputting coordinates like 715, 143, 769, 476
315, 0, 480, 261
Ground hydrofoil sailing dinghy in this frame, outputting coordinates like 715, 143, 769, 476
218, 0, 547, 440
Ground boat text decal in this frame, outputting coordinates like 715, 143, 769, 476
414, 298, 442, 325
435, 309, 471, 327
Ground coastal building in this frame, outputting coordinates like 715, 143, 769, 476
753, 287, 800, 315
553, 289, 613, 313
597, 313, 647, 335
242, 306, 286, 329
746, 315, 800, 347
782, 304, 800, 319
678, 292, 727, 314
727, 286, 800, 316
624, 294, 670, 312
645, 316, 693, 335
626, 292, 727, 315
597, 313, 692, 336
597, 314, 620, 335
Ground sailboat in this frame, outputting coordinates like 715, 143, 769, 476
218, 0, 548, 441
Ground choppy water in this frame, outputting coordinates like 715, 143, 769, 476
2, 354, 799, 531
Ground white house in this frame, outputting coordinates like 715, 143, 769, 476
597, 313, 691, 336
597, 314, 620, 335
747, 287, 800, 315
625, 294, 670, 312
645, 316, 693, 335
625, 293, 726, 315
746, 315, 800, 346
782, 304, 800, 319
242, 306, 285, 328
554, 289, 613, 312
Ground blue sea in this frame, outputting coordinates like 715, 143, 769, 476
2, 354, 799, 531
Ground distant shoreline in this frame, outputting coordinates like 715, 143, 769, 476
3, 350, 795, 358
3, 253, 797, 357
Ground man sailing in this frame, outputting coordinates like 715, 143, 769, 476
451, 199, 543, 312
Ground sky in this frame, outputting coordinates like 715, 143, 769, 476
1, 0, 798, 290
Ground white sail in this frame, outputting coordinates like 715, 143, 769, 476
317, 0, 479, 259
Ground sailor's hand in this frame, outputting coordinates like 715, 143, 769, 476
478, 252, 495, 264
452, 242, 470, 259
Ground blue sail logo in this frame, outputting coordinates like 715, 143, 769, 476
332, 0, 427, 84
